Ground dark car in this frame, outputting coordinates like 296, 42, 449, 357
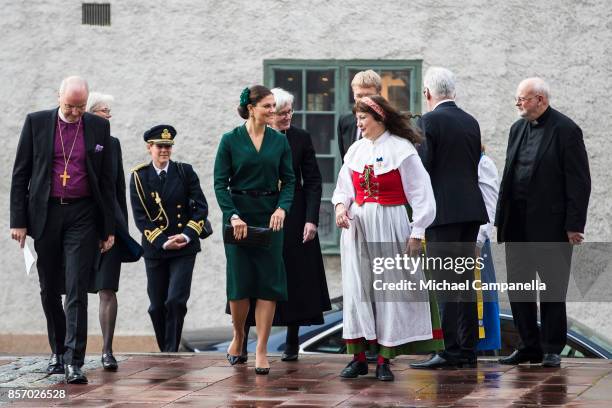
180, 298, 612, 359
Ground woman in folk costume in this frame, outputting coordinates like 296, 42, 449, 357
332, 95, 443, 382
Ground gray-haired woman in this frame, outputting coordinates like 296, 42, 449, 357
86, 92, 130, 370
269, 88, 331, 359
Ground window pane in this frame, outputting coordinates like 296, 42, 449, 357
306, 70, 334, 111
274, 69, 303, 111
317, 157, 335, 183
306, 114, 334, 154
318, 201, 335, 244
380, 70, 411, 112
291, 114, 303, 129
317, 156, 336, 198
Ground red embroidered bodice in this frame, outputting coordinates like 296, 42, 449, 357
352, 165, 408, 205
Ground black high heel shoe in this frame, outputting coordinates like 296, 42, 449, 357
238, 352, 248, 364
255, 367, 270, 375
226, 353, 242, 366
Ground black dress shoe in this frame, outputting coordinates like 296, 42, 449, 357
458, 355, 478, 368
101, 353, 118, 370
375, 363, 394, 381
255, 367, 270, 375
410, 354, 458, 369
281, 345, 299, 362
542, 353, 561, 367
498, 350, 543, 365
65, 365, 88, 384
339, 360, 368, 378
46, 354, 64, 374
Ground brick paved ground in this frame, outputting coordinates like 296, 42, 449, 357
1, 353, 611, 407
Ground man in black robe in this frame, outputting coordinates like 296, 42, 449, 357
496, 77, 591, 367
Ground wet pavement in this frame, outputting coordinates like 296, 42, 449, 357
1, 353, 611, 407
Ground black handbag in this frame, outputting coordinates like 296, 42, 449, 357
115, 224, 144, 263
223, 224, 272, 248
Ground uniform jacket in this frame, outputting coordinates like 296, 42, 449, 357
130, 160, 208, 259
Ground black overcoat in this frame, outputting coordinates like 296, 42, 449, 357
495, 107, 591, 242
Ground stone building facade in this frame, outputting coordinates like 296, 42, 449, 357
1, 1, 610, 341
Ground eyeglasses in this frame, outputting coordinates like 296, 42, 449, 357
95, 108, 111, 115
276, 109, 293, 118
154, 144, 173, 149
515, 95, 539, 103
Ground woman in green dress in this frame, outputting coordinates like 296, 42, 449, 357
214, 85, 295, 375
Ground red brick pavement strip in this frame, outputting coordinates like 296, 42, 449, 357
2, 354, 612, 407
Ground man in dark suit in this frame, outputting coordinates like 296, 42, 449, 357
130, 125, 208, 352
337, 70, 381, 160
497, 78, 590, 368
10, 76, 115, 383
410, 67, 488, 369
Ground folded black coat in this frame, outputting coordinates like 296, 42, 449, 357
89, 136, 142, 294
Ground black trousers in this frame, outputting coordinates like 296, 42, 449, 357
505, 200, 572, 355
426, 222, 481, 360
145, 255, 196, 352
34, 199, 98, 366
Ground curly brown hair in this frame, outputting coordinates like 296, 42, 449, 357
353, 95, 423, 145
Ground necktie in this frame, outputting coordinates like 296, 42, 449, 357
159, 170, 166, 188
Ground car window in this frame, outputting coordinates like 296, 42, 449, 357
500, 315, 600, 358
561, 345, 588, 358
303, 327, 346, 354
567, 319, 612, 354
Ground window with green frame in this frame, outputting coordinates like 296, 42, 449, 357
264, 60, 423, 253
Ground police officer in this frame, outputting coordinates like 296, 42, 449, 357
130, 125, 208, 352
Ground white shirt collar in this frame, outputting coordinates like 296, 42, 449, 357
433, 99, 455, 110
57, 108, 77, 123
152, 161, 169, 175
57, 108, 87, 124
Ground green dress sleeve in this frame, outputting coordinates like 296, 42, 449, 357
213, 132, 240, 223
277, 135, 296, 213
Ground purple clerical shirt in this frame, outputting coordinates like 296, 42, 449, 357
50, 116, 91, 198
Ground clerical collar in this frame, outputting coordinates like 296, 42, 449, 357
530, 106, 552, 127
152, 162, 169, 175
57, 108, 81, 124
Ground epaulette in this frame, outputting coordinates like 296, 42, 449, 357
131, 163, 149, 173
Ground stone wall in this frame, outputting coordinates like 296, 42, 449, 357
1, 0, 610, 339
